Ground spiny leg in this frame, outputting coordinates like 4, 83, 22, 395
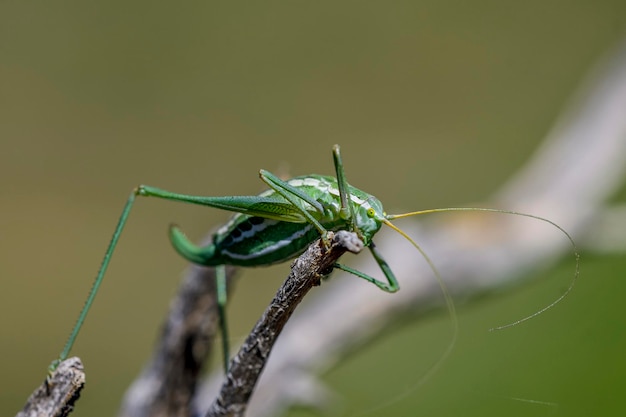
139, 185, 309, 223
50, 190, 138, 372
54, 185, 293, 373
332, 145, 399, 291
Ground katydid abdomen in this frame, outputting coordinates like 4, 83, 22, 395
206, 217, 322, 267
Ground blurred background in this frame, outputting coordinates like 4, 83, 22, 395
2, 1, 626, 416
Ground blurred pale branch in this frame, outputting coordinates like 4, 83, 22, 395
114, 39, 626, 417
580, 205, 626, 253
192, 39, 626, 416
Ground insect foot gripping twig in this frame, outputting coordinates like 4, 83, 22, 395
205, 231, 363, 417
17, 357, 85, 417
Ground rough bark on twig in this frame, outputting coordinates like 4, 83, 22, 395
17, 357, 85, 417
206, 230, 363, 417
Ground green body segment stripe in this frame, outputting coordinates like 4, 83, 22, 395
219, 222, 317, 266
212, 214, 349, 267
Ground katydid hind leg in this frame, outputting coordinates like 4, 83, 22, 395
51, 189, 139, 371
52, 184, 262, 371
138, 185, 308, 223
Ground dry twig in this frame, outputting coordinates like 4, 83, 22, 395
18, 357, 85, 417
206, 230, 363, 417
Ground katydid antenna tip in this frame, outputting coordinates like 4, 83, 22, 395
387, 206, 580, 329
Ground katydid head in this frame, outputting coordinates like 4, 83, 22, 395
351, 194, 426, 254
347, 192, 430, 256
350, 194, 385, 245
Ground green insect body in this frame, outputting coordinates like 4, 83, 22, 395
50, 144, 578, 377
51, 146, 404, 374
168, 174, 385, 267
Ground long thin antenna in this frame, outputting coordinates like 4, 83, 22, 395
387, 207, 580, 329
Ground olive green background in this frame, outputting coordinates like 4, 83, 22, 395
2, 1, 625, 416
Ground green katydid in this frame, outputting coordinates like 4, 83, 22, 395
49, 144, 578, 375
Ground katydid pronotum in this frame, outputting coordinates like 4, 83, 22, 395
49, 144, 578, 376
